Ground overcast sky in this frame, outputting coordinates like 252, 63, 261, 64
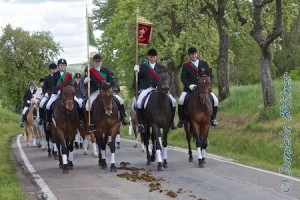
0, 0, 99, 64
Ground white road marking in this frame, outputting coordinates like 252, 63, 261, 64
17, 134, 57, 200
122, 138, 300, 182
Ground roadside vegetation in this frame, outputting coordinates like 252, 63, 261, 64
0, 108, 26, 200
121, 80, 300, 177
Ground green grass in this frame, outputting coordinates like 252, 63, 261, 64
0, 108, 27, 200
121, 80, 300, 177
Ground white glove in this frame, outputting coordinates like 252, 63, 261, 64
84, 77, 91, 84
57, 90, 61, 95
27, 100, 30, 104
45, 93, 49, 98
189, 84, 197, 90
134, 65, 140, 72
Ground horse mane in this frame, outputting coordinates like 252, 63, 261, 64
157, 71, 170, 93
195, 75, 211, 104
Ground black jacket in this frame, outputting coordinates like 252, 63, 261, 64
133, 62, 166, 91
52, 70, 73, 94
42, 74, 57, 95
181, 60, 211, 93
23, 89, 36, 107
74, 80, 87, 99
89, 67, 114, 93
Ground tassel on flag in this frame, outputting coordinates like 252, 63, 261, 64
88, 17, 98, 47
137, 16, 152, 45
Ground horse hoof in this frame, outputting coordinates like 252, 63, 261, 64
198, 159, 204, 168
202, 158, 206, 164
150, 155, 156, 162
62, 168, 69, 174
133, 144, 137, 148
146, 160, 151, 165
68, 161, 74, 170
163, 160, 168, 168
117, 145, 120, 149
92, 152, 98, 158
157, 163, 164, 171
110, 164, 117, 172
189, 158, 193, 162
48, 153, 52, 158
141, 149, 145, 153
59, 163, 63, 169
54, 156, 59, 160
83, 151, 88, 155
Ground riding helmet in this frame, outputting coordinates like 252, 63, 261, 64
74, 73, 81, 79
48, 63, 57, 70
57, 58, 67, 65
188, 47, 197, 55
93, 54, 102, 61
28, 81, 35, 86
147, 48, 157, 56
39, 78, 45, 83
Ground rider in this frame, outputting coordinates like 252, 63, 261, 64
45, 58, 73, 130
177, 47, 219, 128
84, 54, 129, 131
73, 72, 86, 127
20, 81, 37, 127
133, 48, 177, 132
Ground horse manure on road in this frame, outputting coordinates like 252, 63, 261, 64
117, 162, 205, 199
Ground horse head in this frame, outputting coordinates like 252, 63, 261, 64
196, 75, 211, 104
61, 85, 75, 112
157, 72, 171, 94
100, 81, 114, 116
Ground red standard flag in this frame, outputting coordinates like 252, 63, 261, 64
137, 16, 152, 45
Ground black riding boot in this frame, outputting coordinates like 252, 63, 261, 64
20, 115, 25, 128
137, 108, 144, 132
211, 106, 218, 126
120, 104, 130, 125
78, 107, 84, 128
170, 107, 177, 130
38, 107, 44, 125
89, 111, 96, 132
46, 109, 52, 130
177, 104, 185, 128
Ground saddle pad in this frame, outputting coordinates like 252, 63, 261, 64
143, 91, 154, 109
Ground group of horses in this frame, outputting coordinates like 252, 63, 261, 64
23, 72, 213, 174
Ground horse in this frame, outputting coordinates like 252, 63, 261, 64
184, 75, 213, 168
23, 94, 39, 147
92, 81, 119, 172
141, 72, 173, 171
51, 85, 79, 173
129, 97, 145, 151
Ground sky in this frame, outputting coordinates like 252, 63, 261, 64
0, 0, 99, 64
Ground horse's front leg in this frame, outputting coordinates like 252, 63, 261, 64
153, 126, 163, 171
99, 132, 108, 169
200, 125, 210, 164
67, 138, 75, 170
60, 139, 69, 173
150, 128, 156, 163
162, 126, 169, 168
185, 123, 193, 162
193, 124, 204, 168
109, 127, 118, 172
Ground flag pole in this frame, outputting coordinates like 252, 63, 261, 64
85, 4, 91, 126
135, 7, 139, 101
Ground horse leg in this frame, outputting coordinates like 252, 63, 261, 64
150, 128, 156, 162
162, 127, 169, 168
60, 140, 69, 174
68, 140, 74, 170
143, 127, 151, 165
185, 124, 193, 162
200, 125, 209, 164
56, 143, 63, 169
194, 126, 204, 168
100, 133, 108, 169
116, 127, 120, 149
91, 133, 98, 158
153, 126, 163, 171
109, 130, 118, 172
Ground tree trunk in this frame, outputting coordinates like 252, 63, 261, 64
217, 23, 230, 101
260, 48, 276, 107
167, 60, 181, 96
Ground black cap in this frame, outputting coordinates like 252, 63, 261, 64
28, 81, 35, 86
57, 58, 67, 65
48, 63, 57, 70
39, 78, 44, 83
93, 54, 102, 61
74, 73, 81, 79
147, 48, 157, 56
188, 47, 197, 55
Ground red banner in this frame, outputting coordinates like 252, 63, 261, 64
138, 22, 152, 45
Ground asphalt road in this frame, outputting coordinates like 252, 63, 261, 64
12, 134, 300, 200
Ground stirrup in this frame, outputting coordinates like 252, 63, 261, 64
89, 124, 96, 133
19, 122, 24, 128
211, 120, 218, 127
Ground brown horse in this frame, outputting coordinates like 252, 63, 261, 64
51, 85, 79, 173
141, 72, 173, 171
92, 81, 119, 172
184, 75, 212, 167
24, 94, 39, 147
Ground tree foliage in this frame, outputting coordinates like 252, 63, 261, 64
0, 24, 61, 110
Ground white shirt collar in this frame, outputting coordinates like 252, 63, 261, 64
149, 62, 156, 69
95, 67, 101, 71
191, 59, 199, 67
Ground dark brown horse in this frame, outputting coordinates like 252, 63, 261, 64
184, 75, 212, 167
141, 72, 173, 171
92, 81, 119, 172
51, 85, 79, 173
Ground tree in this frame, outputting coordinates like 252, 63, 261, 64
0, 24, 61, 110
